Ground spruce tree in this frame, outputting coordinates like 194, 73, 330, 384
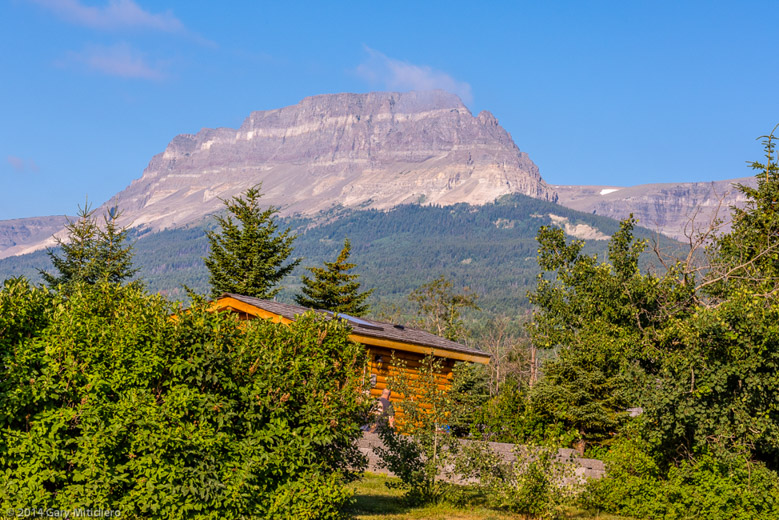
41, 202, 137, 291
295, 238, 373, 316
95, 206, 139, 285
205, 185, 299, 299
705, 125, 779, 301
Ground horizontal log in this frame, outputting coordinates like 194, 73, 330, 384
368, 365, 453, 377
369, 359, 455, 373
373, 373, 451, 387
367, 347, 456, 365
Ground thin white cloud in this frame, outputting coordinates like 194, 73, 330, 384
31, 0, 184, 32
67, 42, 165, 79
355, 47, 473, 104
6, 156, 39, 173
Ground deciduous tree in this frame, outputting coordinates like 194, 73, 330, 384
409, 275, 478, 341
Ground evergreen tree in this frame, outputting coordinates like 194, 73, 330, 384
705, 124, 779, 301
41, 203, 99, 289
96, 206, 139, 285
205, 185, 299, 299
295, 238, 373, 316
526, 217, 695, 446
40, 202, 137, 291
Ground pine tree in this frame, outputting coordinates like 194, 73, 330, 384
96, 206, 139, 285
205, 185, 299, 299
705, 124, 779, 301
41, 202, 137, 291
295, 238, 373, 316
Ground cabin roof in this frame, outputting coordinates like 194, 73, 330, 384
217, 293, 491, 363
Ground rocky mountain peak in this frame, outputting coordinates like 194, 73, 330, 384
477, 110, 498, 126
107, 90, 556, 231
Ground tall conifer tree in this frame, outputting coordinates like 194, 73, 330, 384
41, 202, 137, 291
295, 238, 373, 316
205, 185, 299, 299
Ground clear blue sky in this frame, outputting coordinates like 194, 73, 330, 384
2, 0, 777, 220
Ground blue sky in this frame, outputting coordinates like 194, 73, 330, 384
1, 0, 777, 220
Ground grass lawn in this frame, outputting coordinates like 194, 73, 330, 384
346, 472, 632, 520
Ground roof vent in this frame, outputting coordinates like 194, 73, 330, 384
393, 324, 405, 330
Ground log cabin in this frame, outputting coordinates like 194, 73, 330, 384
212, 293, 491, 404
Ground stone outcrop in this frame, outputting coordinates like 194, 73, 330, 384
106, 90, 555, 231
0, 216, 68, 259
554, 177, 757, 241
0, 91, 761, 258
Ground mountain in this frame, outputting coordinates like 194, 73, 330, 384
0, 90, 757, 259
106, 90, 555, 230
0, 216, 69, 259
554, 177, 756, 241
0, 194, 676, 315
0, 90, 556, 259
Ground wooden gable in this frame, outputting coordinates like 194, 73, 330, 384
211, 294, 491, 401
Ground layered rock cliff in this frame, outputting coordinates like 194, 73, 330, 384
107, 90, 555, 230
0, 216, 68, 259
554, 177, 756, 241
0, 91, 760, 260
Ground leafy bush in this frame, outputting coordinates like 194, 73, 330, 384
459, 442, 580, 519
446, 361, 490, 437
643, 292, 779, 467
373, 354, 461, 505
0, 279, 368, 518
584, 435, 779, 520
473, 382, 581, 447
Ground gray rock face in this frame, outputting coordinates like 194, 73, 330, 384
0, 91, 760, 259
554, 177, 757, 241
106, 90, 555, 230
0, 216, 68, 259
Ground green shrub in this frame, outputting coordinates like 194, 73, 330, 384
584, 435, 779, 520
472, 382, 580, 448
459, 442, 580, 520
0, 280, 368, 518
373, 354, 460, 505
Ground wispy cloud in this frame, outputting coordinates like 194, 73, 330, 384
66, 42, 165, 79
355, 47, 473, 104
7, 156, 39, 173
31, 0, 184, 32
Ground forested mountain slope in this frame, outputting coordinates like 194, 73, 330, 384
0, 193, 677, 314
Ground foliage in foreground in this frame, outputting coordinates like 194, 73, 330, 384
459, 443, 581, 520
374, 354, 581, 518
524, 129, 779, 518
348, 472, 620, 520
373, 354, 460, 505
0, 278, 368, 519
584, 432, 779, 520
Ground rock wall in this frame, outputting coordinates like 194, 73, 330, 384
357, 432, 605, 481
107, 90, 556, 231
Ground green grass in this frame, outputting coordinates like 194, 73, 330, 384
347, 472, 633, 520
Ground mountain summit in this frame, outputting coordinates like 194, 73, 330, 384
108, 90, 556, 230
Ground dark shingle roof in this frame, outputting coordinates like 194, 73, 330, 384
219, 293, 490, 360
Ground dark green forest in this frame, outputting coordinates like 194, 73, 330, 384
0, 193, 676, 317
